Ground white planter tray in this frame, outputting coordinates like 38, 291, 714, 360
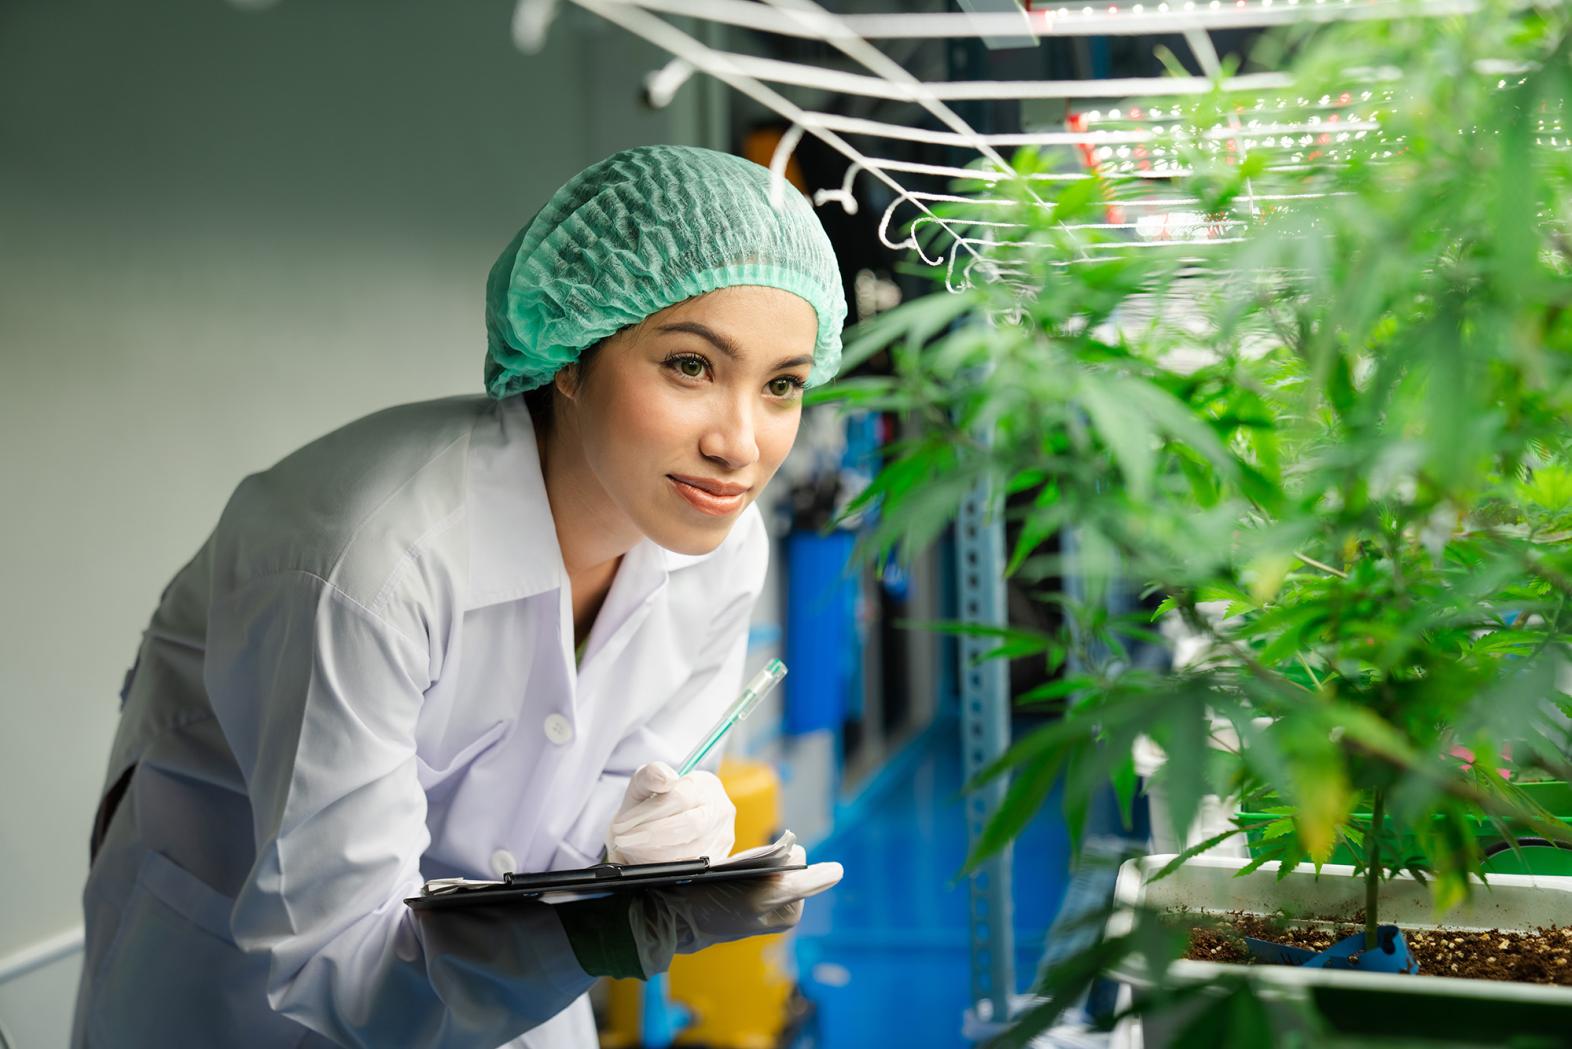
1108, 854, 1572, 1047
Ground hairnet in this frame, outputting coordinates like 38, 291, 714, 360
484, 145, 847, 398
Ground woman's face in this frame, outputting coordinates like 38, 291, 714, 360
562, 285, 819, 556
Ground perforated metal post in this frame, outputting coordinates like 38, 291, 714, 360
957, 481, 1014, 1023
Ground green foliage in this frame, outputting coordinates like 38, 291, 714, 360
820, 1, 1572, 1041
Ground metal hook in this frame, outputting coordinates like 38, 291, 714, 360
643, 58, 695, 109
907, 217, 947, 267
945, 244, 969, 294
768, 124, 807, 210
948, 244, 993, 295
812, 161, 864, 216
876, 197, 916, 253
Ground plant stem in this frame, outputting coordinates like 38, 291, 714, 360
1296, 653, 1323, 690
1365, 788, 1385, 951
1294, 552, 1349, 579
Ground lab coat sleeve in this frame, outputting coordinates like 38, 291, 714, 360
205, 570, 595, 1049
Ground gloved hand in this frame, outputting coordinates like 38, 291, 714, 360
628, 845, 843, 976
606, 761, 736, 865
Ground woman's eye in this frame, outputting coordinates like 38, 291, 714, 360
677, 356, 706, 378
768, 377, 804, 398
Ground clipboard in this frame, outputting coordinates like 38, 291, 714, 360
405, 856, 806, 911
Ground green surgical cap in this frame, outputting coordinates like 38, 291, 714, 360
484, 145, 847, 399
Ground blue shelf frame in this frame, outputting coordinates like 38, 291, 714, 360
955, 480, 1015, 1022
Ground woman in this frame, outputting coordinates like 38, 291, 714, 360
73, 145, 847, 1049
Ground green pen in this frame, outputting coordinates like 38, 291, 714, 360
676, 658, 788, 776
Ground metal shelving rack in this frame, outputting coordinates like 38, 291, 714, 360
510, 0, 1480, 1032
954, 467, 1015, 1019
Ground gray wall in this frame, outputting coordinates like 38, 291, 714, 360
0, 0, 711, 1041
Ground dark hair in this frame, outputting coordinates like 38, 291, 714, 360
523, 341, 603, 436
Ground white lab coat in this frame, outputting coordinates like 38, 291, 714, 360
72, 395, 768, 1049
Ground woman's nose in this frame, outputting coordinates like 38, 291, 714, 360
698, 397, 760, 470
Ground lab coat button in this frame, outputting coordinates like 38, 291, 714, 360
543, 713, 574, 745
491, 849, 516, 878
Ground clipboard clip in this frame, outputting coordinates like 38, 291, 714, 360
503, 857, 711, 889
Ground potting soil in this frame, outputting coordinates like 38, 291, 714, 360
1184, 914, 1572, 985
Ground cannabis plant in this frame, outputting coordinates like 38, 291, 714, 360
823, 0, 1572, 976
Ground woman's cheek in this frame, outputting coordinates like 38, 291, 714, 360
761, 409, 802, 469
636, 389, 697, 447
607, 380, 679, 443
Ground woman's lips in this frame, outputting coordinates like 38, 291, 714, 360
668, 476, 748, 517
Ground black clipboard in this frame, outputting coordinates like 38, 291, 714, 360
405, 857, 807, 911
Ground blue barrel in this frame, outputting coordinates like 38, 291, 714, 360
784, 529, 859, 736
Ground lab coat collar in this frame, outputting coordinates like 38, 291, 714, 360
662, 547, 717, 571
464, 396, 729, 611
465, 397, 567, 608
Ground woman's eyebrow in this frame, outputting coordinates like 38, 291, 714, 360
658, 321, 814, 371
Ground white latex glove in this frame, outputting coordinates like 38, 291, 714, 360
628, 845, 844, 976
606, 761, 737, 866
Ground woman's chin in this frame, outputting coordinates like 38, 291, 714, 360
644, 519, 731, 557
